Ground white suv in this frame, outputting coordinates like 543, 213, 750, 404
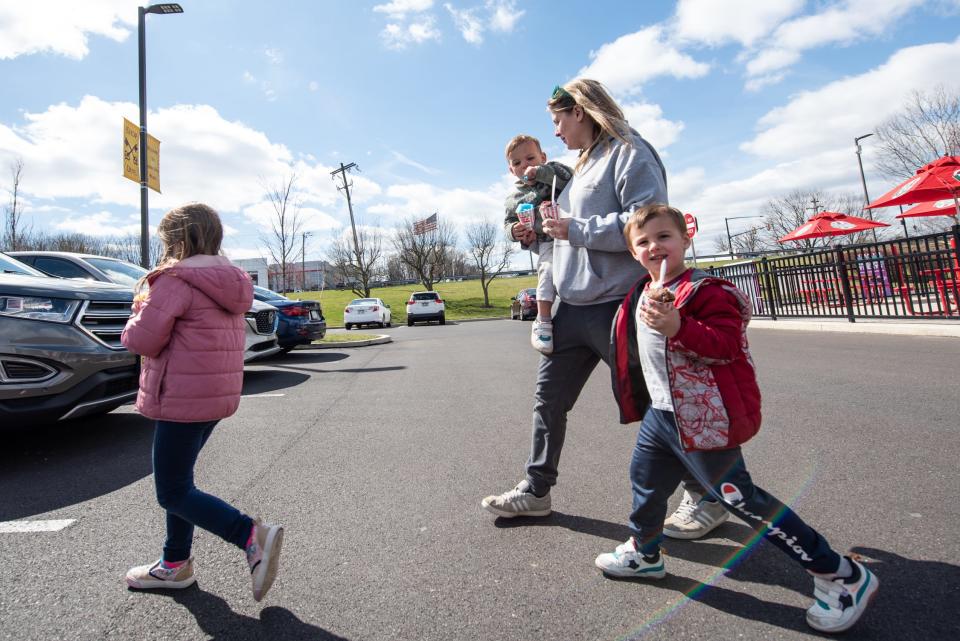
406, 291, 445, 326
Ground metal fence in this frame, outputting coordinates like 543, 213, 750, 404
708, 225, 960, 321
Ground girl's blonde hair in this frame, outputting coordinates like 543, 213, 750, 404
547, 79, 631, 172
136, 202, 223, 293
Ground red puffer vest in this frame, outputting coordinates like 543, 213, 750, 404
610, 268, 762, 451
122, 254, 253, 422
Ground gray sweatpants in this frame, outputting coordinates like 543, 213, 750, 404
523, 300, 703, 498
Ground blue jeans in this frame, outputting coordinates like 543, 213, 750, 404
153, 420, 253, 562
629, 408, 841, 574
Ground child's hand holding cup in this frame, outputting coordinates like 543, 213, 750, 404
516, 203, 535, 230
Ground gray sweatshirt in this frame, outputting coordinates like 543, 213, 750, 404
552, 130, 668, 306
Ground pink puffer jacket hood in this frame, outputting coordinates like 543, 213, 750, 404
121, 254, 254, 422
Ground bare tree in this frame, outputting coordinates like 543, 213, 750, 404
327, 227, 383, 298
392, 217, 458, 291
761, 190, 879, 251
3, 157, 26, 251
875, 86, 960, 179
466, 221, 514, 307
260, 173, 303, 293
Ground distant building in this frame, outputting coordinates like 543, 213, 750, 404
232, 257, 268, 286
267, 259, 337, 292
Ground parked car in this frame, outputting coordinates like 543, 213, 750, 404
405, 291, 445, 326
510, 288, 537, 320
0, 252, 139, 425
12, 251, 281, 362
344, 298, 391, 330
252, 285, 326, 351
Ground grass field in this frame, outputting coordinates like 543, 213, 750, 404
294, 276, 538, 327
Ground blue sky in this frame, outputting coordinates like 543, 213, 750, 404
2, 0, 959, 266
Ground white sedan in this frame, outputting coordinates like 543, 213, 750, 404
344, 298, 392, 329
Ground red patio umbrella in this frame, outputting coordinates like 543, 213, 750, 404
895, 198, 960, 219
865, 155, 960, 210
777, 211, 890, 243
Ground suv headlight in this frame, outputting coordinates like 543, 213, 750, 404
0, 296, 81, 323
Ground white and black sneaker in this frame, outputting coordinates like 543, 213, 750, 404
806, 557, 879, 633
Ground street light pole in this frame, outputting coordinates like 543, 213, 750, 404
137, 3, 183, 268
724, 215, 765, 259
855, 133, 879, 243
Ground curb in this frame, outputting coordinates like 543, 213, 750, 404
749, 319, 960, 338
296, 334, 393, 349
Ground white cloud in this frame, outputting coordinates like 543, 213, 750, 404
0, 94, 392, 237
0, 1, 135, 60
743, 0, 924, 82
241, 201, 341, 234
381, 18, 442, 49
577, 26, 710, 94
366, 182, 504, 232
487, 0, 524, 33
621, 102, 685, 150
390, 150, 442, 175
263, 47, 284, 65
674, 0, 804, 47
373, 0, 435, 19
308, 81, 319, 92
445, 4, 484, 44
51, 210, 141, 237
741, 38, 960, 160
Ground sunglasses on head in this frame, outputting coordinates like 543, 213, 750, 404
551, 85, 573, 101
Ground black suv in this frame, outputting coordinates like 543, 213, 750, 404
0, 252, 139, 425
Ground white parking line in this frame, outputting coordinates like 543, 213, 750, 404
0, 519, 76, 533
241, 393, 286, 398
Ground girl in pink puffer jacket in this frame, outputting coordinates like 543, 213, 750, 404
121, 203, 283, 602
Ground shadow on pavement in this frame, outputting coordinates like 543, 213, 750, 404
260, 352, 350, 364
269, 364, 406, 375
165, 588, 351, 640
497, 513, 954, 638
242, 370, 311, 395
0, 412, 153, 520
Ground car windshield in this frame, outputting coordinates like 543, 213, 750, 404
349, 299, 377, 305
525, 289, 536, 296
254, 285, 288, 301
0, 252, 46, 276
412, 293, 438, 300
84, 257, 148, 286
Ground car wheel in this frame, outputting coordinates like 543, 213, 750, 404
385, 318, 391, 327
345, 323, 352, 330
439, 314, 445, 325
279, 346, 295, 355
407, 318, 413, 327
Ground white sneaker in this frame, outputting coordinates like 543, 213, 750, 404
481, 480, 551, 518
531, 320, 553, 354
662, 490, 729, 539
806, 557, 879, 633
595, 537, 666, 579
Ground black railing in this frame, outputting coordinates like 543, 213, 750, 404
708, 225, 960, 321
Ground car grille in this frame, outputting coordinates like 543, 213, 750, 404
77, 300, 133, 350
255, 309, 277, 334
0, 357, 58, 383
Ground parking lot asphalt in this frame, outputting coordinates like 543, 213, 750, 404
1, 319, 958, 640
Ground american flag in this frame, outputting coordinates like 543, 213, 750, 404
413, 213, 438, 235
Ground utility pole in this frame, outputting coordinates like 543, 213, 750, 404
331, 162, 362, 270
855, 133, 879, 243
301, 231, 312, 291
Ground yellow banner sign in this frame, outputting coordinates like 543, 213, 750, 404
146, 133, 160, 193
122, 118, 161, 193
122, 118, 139, 183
